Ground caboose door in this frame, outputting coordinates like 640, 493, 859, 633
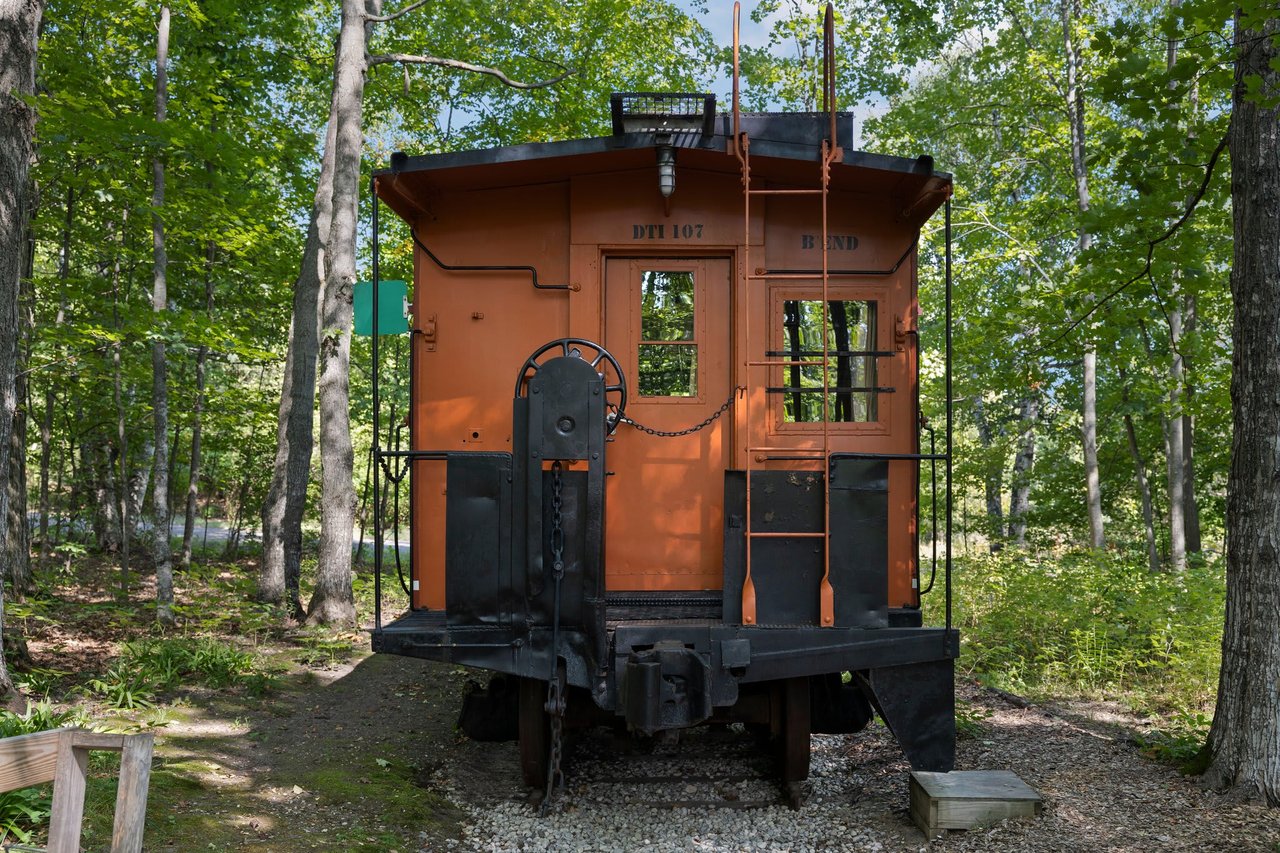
603, 257, 733, 591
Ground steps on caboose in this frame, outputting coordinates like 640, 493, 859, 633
909, 770, 1043, 839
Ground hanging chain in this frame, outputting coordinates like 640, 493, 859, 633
615, 386, 745, 438
540, 461, 567, 816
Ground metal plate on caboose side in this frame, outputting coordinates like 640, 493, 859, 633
445, 453, 514, 627
723, 467, 888, 628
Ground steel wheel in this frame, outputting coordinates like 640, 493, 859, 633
514, 337, 628, 434
518, 677, 549, 788
778, 677, 811, 784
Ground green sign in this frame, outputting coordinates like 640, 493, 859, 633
354, 280, 409, 336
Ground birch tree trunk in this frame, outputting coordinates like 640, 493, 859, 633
1163, 11, 1189, 571
0, 0, 44, 704
111, 213, 131, 594
306, 0, 371, 627
259, 72, 339, 619
1203, 7, 1280, 804
1182, 301, 1202, 554
151, 4, 174, 623
182, 240, 213, 569
1063, 0, 1104, 549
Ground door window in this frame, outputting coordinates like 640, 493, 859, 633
638, 270, 698, 397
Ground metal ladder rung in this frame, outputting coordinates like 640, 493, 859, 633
745, 360, 825, 367
747, 188, 824, 196
747, 531, 826, 539
746, 273, 828, 281
747, 446, 828, 454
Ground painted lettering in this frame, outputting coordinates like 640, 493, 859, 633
630, 223, 706, 240
800, 234, 859, 251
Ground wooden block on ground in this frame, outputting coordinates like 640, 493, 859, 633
910, 770, 1042, 839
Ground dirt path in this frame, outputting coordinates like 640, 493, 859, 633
136, 653, 473, 852
135, 656, 1280, 852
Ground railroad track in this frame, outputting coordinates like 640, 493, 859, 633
549, 725, 806, 811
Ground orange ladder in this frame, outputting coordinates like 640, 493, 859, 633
731, 2, 842, 628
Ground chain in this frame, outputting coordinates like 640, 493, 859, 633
549, 462, 564, 576
615, 386, 745, 438
540, 667, 565, 816
540, 461, 567, 816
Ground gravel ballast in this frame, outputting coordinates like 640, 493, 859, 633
431, 681, 1280, 852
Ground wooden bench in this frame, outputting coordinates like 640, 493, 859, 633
0, 728, 154, 853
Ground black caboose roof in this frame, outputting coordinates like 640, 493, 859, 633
375, 111, 951, 228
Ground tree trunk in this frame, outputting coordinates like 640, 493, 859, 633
307, 0, 370, 627
151, 4, 174, 624
4, 229, 34, 598
1164, 3, 1189, 571
110, 214, 131, 595
971, 397, 1004, 552
1063, 0, 1104, 549
1124, 412, 1160, 575
0, 0, 45, 706
259, 68, 340, 620
182, 240, 214, 569
39, 186, 72, 573
125, 432, 153, 537
6, 343, 30, 599
1165, 304, 1187, 571
1120, 370, 1160, 574
1182, 295, 1202, 554
1007, 392, 1038, 545
1203, 7, 1280, 804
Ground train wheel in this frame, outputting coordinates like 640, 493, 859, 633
518, 677, 549, 788
778, 676, 811, 784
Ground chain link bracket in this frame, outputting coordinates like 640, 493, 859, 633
614, 386, 745, 438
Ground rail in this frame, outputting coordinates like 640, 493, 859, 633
0, 728, 154, 853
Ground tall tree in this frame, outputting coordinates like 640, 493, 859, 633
266, 0, 600, 624
306, 0, 370, 627
1203, 3, 1280, 805
0, 0, 45, 706
151, 3, 174, 624
1060, 0, 1105, 550
259, 75, 338, 620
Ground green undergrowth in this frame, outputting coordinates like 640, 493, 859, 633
930, 550, 1224, 717
87, 636, 279, 710
0, 703, 91, 844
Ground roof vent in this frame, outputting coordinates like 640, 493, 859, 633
610, 92, 716, 140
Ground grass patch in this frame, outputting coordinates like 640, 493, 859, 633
929, 549, 1223, 714
303, 758, 462, 836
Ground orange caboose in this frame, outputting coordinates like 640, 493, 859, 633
370, 87, 956, 803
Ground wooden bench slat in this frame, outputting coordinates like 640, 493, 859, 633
67, 731, 127, 751
48, 732, 89, 853
0, 728, 71, 792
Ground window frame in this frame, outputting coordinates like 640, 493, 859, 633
768, 284, 891, 435
630, 260, 707, 404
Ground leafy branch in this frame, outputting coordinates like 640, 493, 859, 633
1031, 129, 1229, 355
